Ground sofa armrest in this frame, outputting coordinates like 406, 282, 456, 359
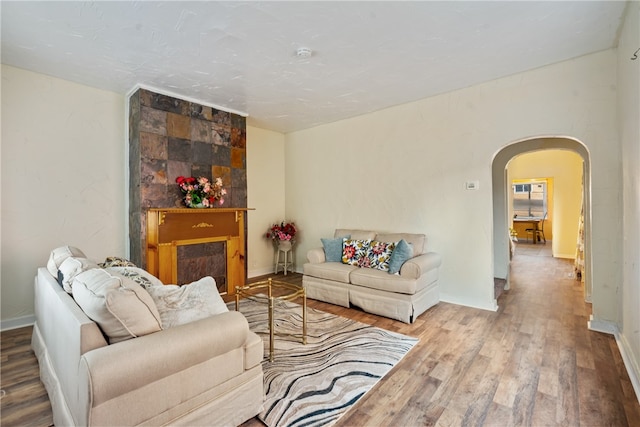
306, 247, 326, 264
400, 252, 442, 280
78, 311, 250, 409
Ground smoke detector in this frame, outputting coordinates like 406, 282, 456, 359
295, 47, 313, 58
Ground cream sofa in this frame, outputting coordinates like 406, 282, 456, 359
32, 248, 264, 427
303, 229, 442, 323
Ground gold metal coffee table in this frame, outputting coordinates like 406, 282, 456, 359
235, 278, 307, 362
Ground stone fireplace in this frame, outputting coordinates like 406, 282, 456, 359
128, 88, 247, 287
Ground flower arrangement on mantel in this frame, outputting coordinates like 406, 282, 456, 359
176, 176, 226, 208
266, 221, 297, 242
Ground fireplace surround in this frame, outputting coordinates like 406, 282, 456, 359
129, 88, 248, 285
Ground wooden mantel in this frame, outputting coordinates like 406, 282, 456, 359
146, 208, 253, 294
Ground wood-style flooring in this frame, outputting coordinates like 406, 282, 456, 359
2, 242, 639, 426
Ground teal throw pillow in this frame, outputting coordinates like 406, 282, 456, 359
321, 236, 349, 262
388, 239, 414, 274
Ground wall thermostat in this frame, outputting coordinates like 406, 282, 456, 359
465, 180, 479, 190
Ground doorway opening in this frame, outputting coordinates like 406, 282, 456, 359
492, 137, 591, 305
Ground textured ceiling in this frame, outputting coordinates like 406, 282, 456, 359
1, 1, 629, 133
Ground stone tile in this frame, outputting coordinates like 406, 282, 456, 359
213, 145, 231, 166
180, 242, 224, 258
129, 212, 142, 265
167, 160, 191, 183
191, 118, 212, 143
230, 113, 244, 129
168, 137, 192, 162
231, 186, 247, 208
231, 147, 245, 169
231, 167, 247, 187
129, 130, 140, 164
221, 186, 233, 207
139, 106, 167, 135
140, 183, 170, 208
191, 164, 212, 179
141, 159, 167, 185
193, 141, 213, 164
212, 166, 231, 187
140, 89, 189, 115
140, 132, 167, 160
139, 89, 153, 107
212, 123, 231, 146
176, 244, 225, 285
167, 112, 191, 139
171, 189, 186, 208
212, 109, 231, 127
231, 127, 246, 149
190, 103, 213, 121
129, 90, 140, 130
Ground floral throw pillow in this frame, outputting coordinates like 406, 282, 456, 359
99, 256, 137, 268
342, 238, 372, 267
367, 241, 396, 271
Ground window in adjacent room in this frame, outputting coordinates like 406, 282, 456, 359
512, 180, 547, 217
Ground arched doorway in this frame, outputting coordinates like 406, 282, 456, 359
492, 136, 591, 303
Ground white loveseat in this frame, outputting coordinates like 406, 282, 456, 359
32, 247, 264, 426
303, 229, 442, 323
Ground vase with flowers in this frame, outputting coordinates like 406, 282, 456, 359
266, 221, 297, 251
176, 176, 226, 208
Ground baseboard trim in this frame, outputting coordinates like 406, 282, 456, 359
554, 253, 576, 259
248, 267, 302, 279
588, 315, 640, 404
1, 315, 35, 332
587, 315, 618, 335
440, 294, 498, 312
617, 332, 640, 404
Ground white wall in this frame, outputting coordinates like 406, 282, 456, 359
618, 1, 640, 394
246, 125, 286, 277
285, 50, 620, 315
507, 150, 583, 258
1, 65, 125, 328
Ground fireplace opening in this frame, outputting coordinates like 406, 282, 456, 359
177, 242, 227, 294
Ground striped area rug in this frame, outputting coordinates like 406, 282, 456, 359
230, 296, 418, 427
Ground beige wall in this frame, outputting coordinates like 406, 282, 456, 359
246, 125, 286, 277
618, 1, 640, 394
507, 150, 583, 258
285, 49, 619, 315
1, 65, 125, 327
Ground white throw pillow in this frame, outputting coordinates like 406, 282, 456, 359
58, 257, 100, 293
72, 268, 162, 344
145, 276, 228, 329
47, 246, 86, 277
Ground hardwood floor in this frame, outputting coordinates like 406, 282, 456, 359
2, 243, 639, 426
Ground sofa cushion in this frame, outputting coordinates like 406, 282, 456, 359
367, 240, 396, 272
145, 276, 228, 328
334, 229, 376, 240
342, 238, 372, 266
388, 239, 414, 274
350, 267, 419, 295
58, 257, 100, 293
47, 246, 86, 277
321, 236, 349, 262
303, 262, 358, 283
376, 233, 425, 256
72, 268, 162, 343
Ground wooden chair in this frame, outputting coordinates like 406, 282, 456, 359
526, 212, 547, 243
